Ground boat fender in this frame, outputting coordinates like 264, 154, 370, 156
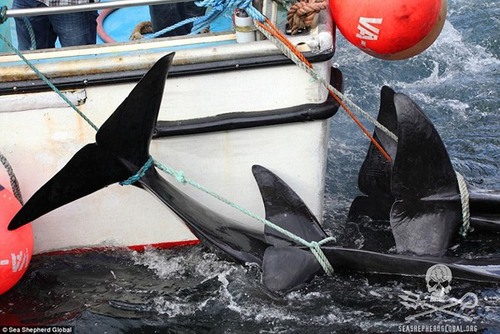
0, 184, 33, 295
234, 9, 256, 43
329, 0, 447, 60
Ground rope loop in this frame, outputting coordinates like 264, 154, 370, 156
120, 156, 154, 186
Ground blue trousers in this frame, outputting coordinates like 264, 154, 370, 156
12, 0, 97, 50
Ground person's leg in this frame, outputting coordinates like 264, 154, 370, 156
50, 10, 98, 47
12, 0, 55, 50
149, 2, 204, 37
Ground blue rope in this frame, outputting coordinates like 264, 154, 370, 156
144, 0, 266, 38
191, 0, 265, 34
146, 17, 199, 39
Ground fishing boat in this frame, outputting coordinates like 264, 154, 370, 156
0, 0, 341, 254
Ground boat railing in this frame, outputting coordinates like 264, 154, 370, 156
3, 0, 212, 18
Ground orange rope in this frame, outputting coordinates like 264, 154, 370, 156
256, 18, 392, 162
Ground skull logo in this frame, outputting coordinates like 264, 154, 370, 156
425, 264, 452, 301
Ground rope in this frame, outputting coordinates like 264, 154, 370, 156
455, 172, 472, 237
286, 0, 327, 35
22, 16, 37, 50
145, 0, 266, 38
120, 156, 154, 185
191, 0, 265, 34
146, 17, 199, 39
0, 152, 24, 204
254, 18, 394, 161
118, 156, 336, 275
0, 33, 99, 131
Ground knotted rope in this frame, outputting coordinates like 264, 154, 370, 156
286, 0, 327, 35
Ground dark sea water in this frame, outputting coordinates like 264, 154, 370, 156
1, 0, 499, 333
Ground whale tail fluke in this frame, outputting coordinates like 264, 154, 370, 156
8, 53, 175, 231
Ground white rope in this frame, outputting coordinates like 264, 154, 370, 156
455, 172, 472, 237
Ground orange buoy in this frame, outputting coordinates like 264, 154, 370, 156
330, 0, 447, 60
0, 184, 33, 295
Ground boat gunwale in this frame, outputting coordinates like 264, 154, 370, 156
0, 47, 335, 94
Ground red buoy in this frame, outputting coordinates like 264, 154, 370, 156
0, 184, 33, 295
330, 0, 447, 60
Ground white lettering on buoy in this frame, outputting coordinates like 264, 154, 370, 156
11, 248, 29, 273
356, 17, 383, 43
0, 259, 9, 266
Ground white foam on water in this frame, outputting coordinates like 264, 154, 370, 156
131, 248, 187, 279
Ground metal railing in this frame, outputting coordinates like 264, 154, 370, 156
4, 0, 190, 18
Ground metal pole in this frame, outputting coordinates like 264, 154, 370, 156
4, 0, 191, 18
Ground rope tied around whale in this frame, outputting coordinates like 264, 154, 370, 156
122, 156, 337, 276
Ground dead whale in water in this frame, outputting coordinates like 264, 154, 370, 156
349, 86, 500, 256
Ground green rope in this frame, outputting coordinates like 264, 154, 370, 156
21, 16, 37, 50
0, 33, 99, 131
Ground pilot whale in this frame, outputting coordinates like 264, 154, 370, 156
8, 54, 500, 294
349, 86, 500, 256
